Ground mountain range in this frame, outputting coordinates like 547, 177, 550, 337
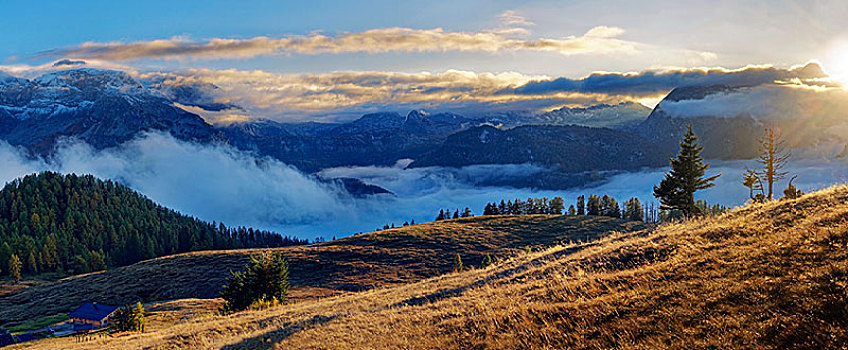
0, 69, 214, 154
3, 67, 845, 191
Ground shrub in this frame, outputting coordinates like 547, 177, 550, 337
481, 254, 494, 268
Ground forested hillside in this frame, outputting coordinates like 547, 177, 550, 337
0, 172, 306, 276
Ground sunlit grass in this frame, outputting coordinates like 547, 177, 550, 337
19, 187, 848, 348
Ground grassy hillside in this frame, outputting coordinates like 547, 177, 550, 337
19, 185, 848, 349
0, 214, 644, 328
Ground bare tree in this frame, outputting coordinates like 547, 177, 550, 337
757, 127, 790, 200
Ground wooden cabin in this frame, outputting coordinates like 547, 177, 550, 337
69, 302, 118, 331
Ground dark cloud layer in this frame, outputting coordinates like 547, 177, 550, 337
504, 62, 829, 97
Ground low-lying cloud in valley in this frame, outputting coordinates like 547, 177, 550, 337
2, 132, 847, 240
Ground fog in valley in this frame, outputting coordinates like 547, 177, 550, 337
2, 133, 847, 240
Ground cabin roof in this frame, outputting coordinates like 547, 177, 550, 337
69, 302, 118, 321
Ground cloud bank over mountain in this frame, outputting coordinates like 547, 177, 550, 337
504, 62, 832, 96
1, 132, 847, 240
2, 57, 842, 124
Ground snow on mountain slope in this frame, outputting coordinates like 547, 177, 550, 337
0, 68, 215, 154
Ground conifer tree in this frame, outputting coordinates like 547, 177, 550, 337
452, 209, 459, 219
623, 197, 644, 222
550, 197, 565, 215
461, 207, 472, 217
26, 250, 37, 274
481, 253, 493, 268
8, 254, 21, 283
757, 127, 790, 200
452, 253, 463, 273
576, 195, 585, 215
653, 125, 720, 217
568, 205, 576, 216
221, 252, 290, 313
132, 302, 146, 333
600, 195, 620, 218
436, 209, 446, 221
586, 195, 601, 216
113, 305, 131, 331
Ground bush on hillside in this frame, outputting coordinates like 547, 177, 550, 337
221, 251, 290, 313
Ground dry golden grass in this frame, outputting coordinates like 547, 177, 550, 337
16, 186, 848, 349
0, 214, 641, 329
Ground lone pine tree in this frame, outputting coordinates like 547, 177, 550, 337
653, 125, 721, 217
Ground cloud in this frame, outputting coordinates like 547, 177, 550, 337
34, 24, 647, 62
655, 82, 848, 157
52, 59, 86, 67
4, 59, 840, 125
2, 132, 847, 240
140, 62, 838, 123
492, 10, 534, 36
505, 61, 831, 96
143, 68, 647, 122
497, 10, 534, 28
0, 59, 138, 78
0, 132, 347, 235
144, 68, 575, 121
316, 158, 848, 232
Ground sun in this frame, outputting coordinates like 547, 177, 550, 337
823, 41, 848, 84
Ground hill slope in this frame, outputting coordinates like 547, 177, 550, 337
411, 124, 665, 170
24, 186, 848, 349
0, 215, 645, 328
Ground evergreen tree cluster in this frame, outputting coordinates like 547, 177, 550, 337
482, 197, 565, 216
221, 251, 289, 313
113, 302, 146, 333
435, 207, 473, 221
481, 195, 651, 222
0, 172, 307, 277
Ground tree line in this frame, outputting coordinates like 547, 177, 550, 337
483, 197, 565, 216
0, 172, 307, 279
480, 195, 659, 222
435, 208, 473, 221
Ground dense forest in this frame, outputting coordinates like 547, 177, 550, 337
0, 172, 307, 276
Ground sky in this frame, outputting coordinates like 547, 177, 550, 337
2, 0, 848, 121
3, 1, 848, 238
